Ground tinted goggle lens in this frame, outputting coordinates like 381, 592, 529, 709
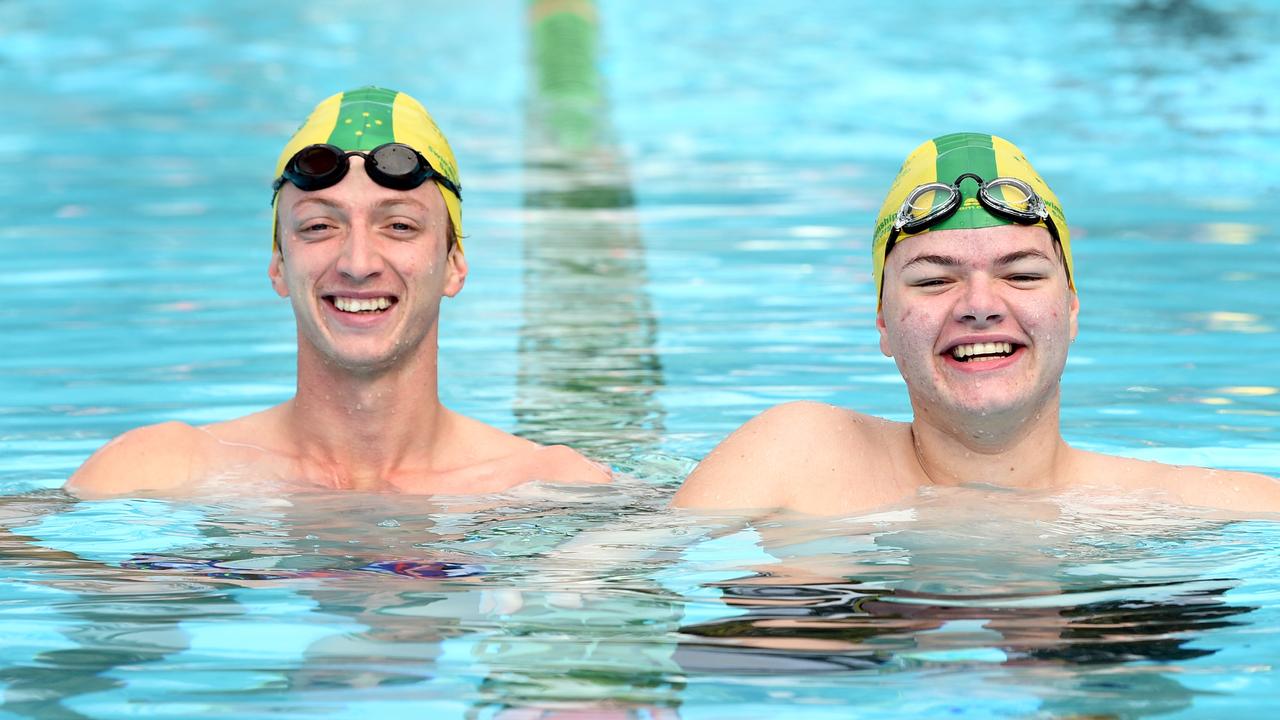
293, 145, 343, 177
369, 144, 420, 176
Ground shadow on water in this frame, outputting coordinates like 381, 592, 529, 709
515, 0, 665, 468
1116, 0, 1233, 39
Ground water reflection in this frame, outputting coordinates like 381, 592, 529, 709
3, 489, 1277, 718
0, 494, 243, 717
670, 497, 1260, 718
679, 577, 1248, 667
1, 488, 690, 717
515, 0, 665, 466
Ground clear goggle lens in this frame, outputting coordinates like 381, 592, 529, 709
897, 182, 959, 230
979, 178, 1043, 220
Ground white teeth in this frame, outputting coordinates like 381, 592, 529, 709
333, 296, 392, 313
950, 342, 1014, 360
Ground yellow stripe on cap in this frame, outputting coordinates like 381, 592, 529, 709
271, 86, 463, 253
871, 137, 939, 302
274, 93, 343, 177
391, 92, 462, 254
990, 135, 1073, 286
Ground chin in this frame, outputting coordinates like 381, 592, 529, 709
952, 383, 1059, 422
325, 346, 405, 373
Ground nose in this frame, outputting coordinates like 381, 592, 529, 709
953, 276, 1005, 328
336, 220, 384, 281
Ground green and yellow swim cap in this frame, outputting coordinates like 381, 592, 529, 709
272, 86, 463, 251
871, 132, 1072, 301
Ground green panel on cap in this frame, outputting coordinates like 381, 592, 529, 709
326, 87, 399, 151
931, 132, 1003, 232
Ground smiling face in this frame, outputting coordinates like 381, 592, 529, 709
877, 224, 1078, 425
269, 155, 467, 374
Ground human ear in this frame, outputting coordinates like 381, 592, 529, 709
268, 249, 289, 298
443, 247, 468, 298
877, 309, 893, 357
1068, 290, 1080, 342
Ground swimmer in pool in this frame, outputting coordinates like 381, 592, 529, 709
67, 86, 609, 497
674, 132, 1279, 515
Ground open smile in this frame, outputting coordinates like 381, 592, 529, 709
329, 296, 396, 313
323, 295, 399, 321
948, 341, 1019, 363
939, 339, 1028, 372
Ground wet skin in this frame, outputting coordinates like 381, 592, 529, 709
67, 157, 609, 497
271, 156, 464, 376
877, 224, 1078, 447
673, 225, 1280, 515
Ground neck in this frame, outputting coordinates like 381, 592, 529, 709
285, 334, 449, 490
908, 391, 1071, 490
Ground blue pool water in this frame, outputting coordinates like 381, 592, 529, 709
2, 0, 1279, 717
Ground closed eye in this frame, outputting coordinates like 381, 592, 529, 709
1007, 273, 1045, 282
911, 277, 952, 288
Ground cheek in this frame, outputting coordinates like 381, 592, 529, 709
1024, 299, 1073, 343
891, 305, 936, 336
885, 307, 936, 357
403, 258, 438, 279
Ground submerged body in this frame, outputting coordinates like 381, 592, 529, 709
675, 134, 1279, 515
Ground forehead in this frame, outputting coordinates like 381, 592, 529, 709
889, 224, 1058, 270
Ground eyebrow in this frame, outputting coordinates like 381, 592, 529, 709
900, 249, 1054, 270
901, 253, 962, 270
995, 249, 1054, 265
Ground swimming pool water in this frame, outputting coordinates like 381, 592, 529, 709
2, 0, 1279, 717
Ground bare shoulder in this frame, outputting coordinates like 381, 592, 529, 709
672, 401, 901, 513
65, 422, 212, 499
519, 444, 612, 485
1072, 449, 1280, 513
439, 412, 610, 489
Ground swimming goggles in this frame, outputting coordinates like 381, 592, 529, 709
272, 142, 462, 200
884, 172, 1061, 257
